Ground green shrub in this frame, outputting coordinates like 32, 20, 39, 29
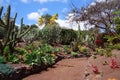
59, 28, 77, 45
40, 43, 54, 53
39, 26, 77, 45
0, 56, 6, 63
71, 51, 78, 57
78, 45, 86, 52
8, 54, 20, 63
78, 45, 90, 56
63, 45, 71, 54
41, 54, 55, 65
16, 47, 28, 55
25, 46, 56, 66
105, 48, 112, 57
51, 47, 60, 53
95, 48, 105, 56
70, 41, 79, 52
25, 48, 42, 65
7, 48, 28, 63
113, 44, 120, 50
39, 25, 61, 45
46, 54, 55, 65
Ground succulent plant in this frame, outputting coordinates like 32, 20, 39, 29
0, 5, 31, 59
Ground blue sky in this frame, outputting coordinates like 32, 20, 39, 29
0, 0, 95, 25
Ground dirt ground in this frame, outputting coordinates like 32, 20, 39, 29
23, 50, 120, 80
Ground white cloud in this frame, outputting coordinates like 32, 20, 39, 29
27, 12, 40, 21
90, 2, 96, 6
21, 0, 28, 3
27, 8, 48, 21
55, 19, 71, 29
33, 0, 67, 3
55, 19, 94, 30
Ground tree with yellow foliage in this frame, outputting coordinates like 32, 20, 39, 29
38, 13, 58, 26
50, 14, 58, 25
38, 17, 44, 25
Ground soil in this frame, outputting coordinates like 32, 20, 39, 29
23, 49, 120, 80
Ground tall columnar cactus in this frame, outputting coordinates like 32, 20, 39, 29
0, 5, 31, 57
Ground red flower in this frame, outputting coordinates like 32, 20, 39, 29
109, 58, 119, 69
95, 39, 102, 45
92, 65, 100, 74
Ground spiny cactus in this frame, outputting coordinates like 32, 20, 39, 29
0, 5, 31, 58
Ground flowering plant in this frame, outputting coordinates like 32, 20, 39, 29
109, 58, 119, 69
92, 65, 100, 74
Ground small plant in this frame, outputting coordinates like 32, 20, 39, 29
113, 44, 120, 50
63, 45, 71, 54
25, 48, 42, 65
40, 43, 54, 53
51, 47, 60, 54
92, 65, 100, 74
24, 43, 57, 66
0, 56, 6, 63
70, 41, 79, 52
92, 55, 97, 59
16, 47, 28, 55
0, 64, 15, 76
41, 54, 55, 65
109, 58, 119, 69
95, 48, 105, 56
46, 54, 55, 65
78, 45, 90, 56
106, 48, 112, 57
7, 48, 28, 63
8, 54, 20, 63
71, 51, 78, 57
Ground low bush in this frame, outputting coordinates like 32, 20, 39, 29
0, 56, 6, 64
71, 51, 79, 57
59, 29, 77, 45
25, 43, 57, 66
113, 44, 120, 50
39, 26, 77, 45
39, 25, 61, 45
0, 64, 15, 76
95, 48, 106, 56
78, 45, 90, 56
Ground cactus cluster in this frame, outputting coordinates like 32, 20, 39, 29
0, 5, 31, 58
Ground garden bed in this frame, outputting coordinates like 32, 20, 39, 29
0, 55, 64, 80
